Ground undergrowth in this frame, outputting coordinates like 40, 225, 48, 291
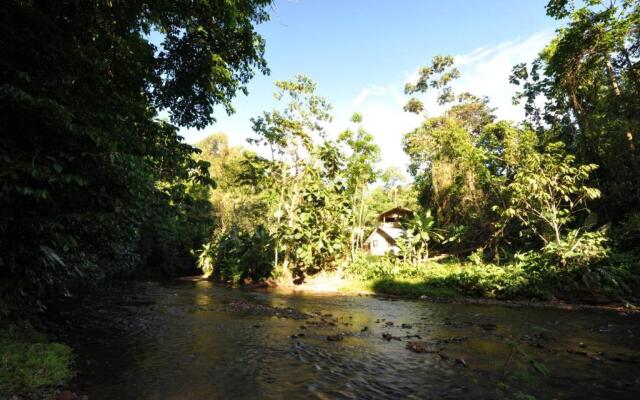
0, 322, 74, 396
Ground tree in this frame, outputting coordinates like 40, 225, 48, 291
197, 133, 269, 232
398, 210, 441, 264
403, 58, 497, 234
502, 142, 601, 246
0, 0, 272, 314
510, 0, 640, 222
338, 114, 381, 260
248, 75, 348, 278
380, 167, 406, 206
403, 114, 493, 236
403, 55, 460, 113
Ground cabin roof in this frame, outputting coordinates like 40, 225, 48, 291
365, 226, 405, 245
377, 206, 413, 221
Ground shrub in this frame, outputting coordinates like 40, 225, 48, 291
613, 212, 640, 254
0, 322, 74, 396
345, 254, 449, 281
198, 225, 274, 283
346, 231, 639, 301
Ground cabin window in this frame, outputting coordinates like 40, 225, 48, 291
371, 240, 379, 248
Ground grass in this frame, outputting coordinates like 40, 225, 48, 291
368, 278, 462, 298
341, 252, 640, 302
0, 322, 74, 396
338, 277, 461, 298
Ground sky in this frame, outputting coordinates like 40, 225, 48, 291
178, 0, 561, 172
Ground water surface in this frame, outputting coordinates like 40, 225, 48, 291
62, 281, 640, 399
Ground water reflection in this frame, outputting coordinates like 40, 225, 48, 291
65, 281, 640, 399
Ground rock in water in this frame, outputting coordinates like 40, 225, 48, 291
382, 333, 401, 341
406, 341, 437, 353
57, 391, 78, 400
326, 333, 344, 341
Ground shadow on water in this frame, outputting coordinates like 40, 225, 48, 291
59, 280, 640, 400
370, 277, 464, 298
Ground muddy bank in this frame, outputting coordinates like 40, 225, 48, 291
208, 273, 640, 314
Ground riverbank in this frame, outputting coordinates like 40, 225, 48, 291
182, 273, 639, 313
0, 322, 75, 400
269, 262, 640, 313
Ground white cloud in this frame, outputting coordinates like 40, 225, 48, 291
350, 85, 390, 108
453, 30, 553, 121
182, 30, 553, 177
334, 30, 553, 173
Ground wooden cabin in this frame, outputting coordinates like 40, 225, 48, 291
364, 207, 413, 256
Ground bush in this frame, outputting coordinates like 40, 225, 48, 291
0, 322, 74, 396
198, 225, 274, 283
346, 232, 640, 301
540, 229, 640, 299
345, 254, 451, 281
613, 212, 640, 254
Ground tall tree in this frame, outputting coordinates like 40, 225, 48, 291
338, 113, 381, 259
248, 76, 347, 278
511, 0, 640, 222
0, 0, 271, 314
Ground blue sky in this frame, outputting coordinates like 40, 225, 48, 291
178, 0, 560, 171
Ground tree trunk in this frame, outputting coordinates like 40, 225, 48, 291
606, 61, 621, 96
622, 48, 640, 95
607, 60, 636, 150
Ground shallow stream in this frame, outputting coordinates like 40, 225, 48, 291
59, 280, 640, 399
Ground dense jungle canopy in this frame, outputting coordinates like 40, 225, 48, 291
1, 0, 639, 316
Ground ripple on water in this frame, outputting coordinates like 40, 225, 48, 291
63, 281, 640, 400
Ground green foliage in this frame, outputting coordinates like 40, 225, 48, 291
286, 173, 349, 275
338, 115, 382, 259
196, 133, 269, 232
390, 2, 640, 301
502, 142, 601, 246
345, 254, 419, 281
243, 76, 352, 278
0, 0, 270, 313
348, 232, 639, 301
612, 211, 640, 253
511, 0, 640, 221
404, 54, 460, 111
397, 210, 442, 263
403, 94, 500, 249
0, 322, 74, 396
198, 225, 274, 283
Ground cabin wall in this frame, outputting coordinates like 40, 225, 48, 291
367, 231, 392, 256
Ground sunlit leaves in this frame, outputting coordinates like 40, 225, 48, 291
403, 55, 460, 113
511, 0, 640, 220
502, 142, 600, 245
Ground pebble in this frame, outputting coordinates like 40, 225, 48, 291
455, 358, 468, 368
57, 391, 78, 400
326, 333, 344, 341
406, 341, 431, 353
382, 333, 401, 341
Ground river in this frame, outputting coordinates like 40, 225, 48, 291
57, 280, 640, 399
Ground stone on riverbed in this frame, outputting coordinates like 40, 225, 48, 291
223, 300, 308, 319
406, 341, 439, 353
326, 333, 344, 341
382, 333, 401, 341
